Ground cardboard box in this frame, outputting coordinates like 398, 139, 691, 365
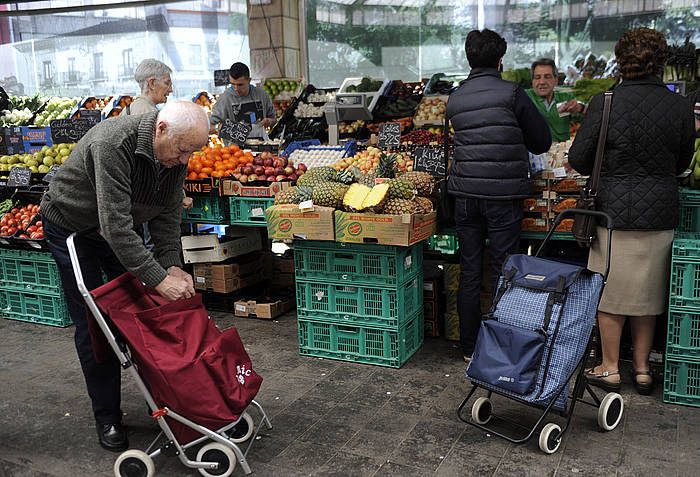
424, 300, 440, 337
265, 205, 335, 241
234, 297, 294, 319
181, 228, 262, 264
221, 179, 292, 197
334, 211, 436, 246
193, 252, 271, 291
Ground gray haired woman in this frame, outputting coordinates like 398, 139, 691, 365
122, 58, 173, 116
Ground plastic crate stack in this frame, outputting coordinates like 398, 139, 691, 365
293, 240, 424, 368
664, 189, 700, 408
0, 248, 71, 327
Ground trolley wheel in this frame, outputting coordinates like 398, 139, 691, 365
226, 412, 254, 443
196, 442, 237, 477
597, 392, 624, 431
114, 449, 155, 477
538, 423, 562, 454
471, 397, 492, 425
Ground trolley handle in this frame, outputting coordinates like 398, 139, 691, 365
537, 209, 613, 281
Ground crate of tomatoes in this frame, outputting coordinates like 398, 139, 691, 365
0, 202, 46, 250
184, 144, 256, 196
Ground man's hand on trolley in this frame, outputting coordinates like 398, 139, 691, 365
155, 270, 195, 301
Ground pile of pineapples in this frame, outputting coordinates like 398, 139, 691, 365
274, 153, 435, 215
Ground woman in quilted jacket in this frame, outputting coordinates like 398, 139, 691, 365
569, 28, 695, 395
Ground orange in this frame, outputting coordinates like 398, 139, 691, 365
201, 167, 213, 175
198, 172, 209, 179
187, 171, 198, 180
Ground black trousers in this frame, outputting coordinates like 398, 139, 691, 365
44, 219, 126, 426
454, 197, 523, 355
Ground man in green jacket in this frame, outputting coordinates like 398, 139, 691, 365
41, 101, 209, 453
526, 58, 584, 142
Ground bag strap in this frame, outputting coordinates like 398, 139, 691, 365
588, 91, 613, 195
443, 113, 450, 178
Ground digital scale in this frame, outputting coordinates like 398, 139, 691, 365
323, 93, 379, 145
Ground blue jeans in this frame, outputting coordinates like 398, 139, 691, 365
454, 198, 523, 355
44, 219, 126, 425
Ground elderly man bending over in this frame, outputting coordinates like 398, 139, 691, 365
41, 101, 209, 453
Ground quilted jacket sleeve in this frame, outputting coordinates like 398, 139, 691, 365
568, 93, 604, 176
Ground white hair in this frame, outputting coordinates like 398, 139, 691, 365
157, 101, 209, 143
134, 59, 172, 91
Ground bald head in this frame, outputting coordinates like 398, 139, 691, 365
153, 101, 210, 167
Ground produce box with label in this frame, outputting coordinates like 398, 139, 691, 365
334, 210, 436, 246
265, 205, 335, 241
181, 227, 262, 264
234, 296, 294, 320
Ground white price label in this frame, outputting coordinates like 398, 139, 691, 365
553, 167, 567, 178
251, 207, 264, 217
315, 291, 325, 301
196, 277, 206, 284
405, 255, 412, 269
299, 200, 313, 210
235, 304, 247, 312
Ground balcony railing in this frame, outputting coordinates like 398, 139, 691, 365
61, 71, 83, 84
119, 64, 135, 78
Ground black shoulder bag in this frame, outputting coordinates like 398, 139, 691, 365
572, 91, 613, 247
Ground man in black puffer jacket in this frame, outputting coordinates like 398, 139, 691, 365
447, 29, 552, 361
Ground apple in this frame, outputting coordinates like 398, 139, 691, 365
284, 166, 294, 175
242, 165, 254, 175
273, 167, 284, 176
252, 157, 264, 166
275, 174, 286, 182
239, 174, 248, 183
248, 174, 258, 182
263, 157, 273, 167
295, 169, 304, 176
288, 173, 298, 181
297, 163, 307, 172
264, 166, 275, 176
266, 175, 276, 182
254, 165, 265, 176
272, 157, 287, 168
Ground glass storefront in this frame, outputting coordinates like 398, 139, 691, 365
306, 0, 700, 87
0, 0, 249, 99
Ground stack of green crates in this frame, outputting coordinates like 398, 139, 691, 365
182, 194, 229, 224
293, 240, 424, 368
228, 196, 274, 226
0, 248, 71, 327
664, 224, 700, 407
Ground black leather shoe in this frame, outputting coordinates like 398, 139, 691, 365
97, 423, 128, 452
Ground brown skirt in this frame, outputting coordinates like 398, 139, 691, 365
587, 227, 674, 316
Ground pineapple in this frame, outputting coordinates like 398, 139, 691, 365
382, 198, 419, 215
387, 178, 416, 200
336, 169, 355, 185
358, 172, 377, 187
360, 183, 390, 211
274, 187, 301, 205
297, 185, 312, 202
311, 181, 348, 209
343, 183, 372, 211
296, 166, 338, 186
401, 171, 435, 197
377, 153, 397, 179
413, 196, 434, 214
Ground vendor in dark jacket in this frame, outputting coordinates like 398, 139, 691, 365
568, 28, 695, 395
446, 29, 552, 362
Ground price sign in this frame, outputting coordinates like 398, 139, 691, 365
214, 69, 230, 87
79, 109, 102, 125
378, 122, 401, 149
7, 166, 31, 187
42, 165, 60, 183
219, 119, 252, 147
50, 118, 94, 143
411, 146, 446, 177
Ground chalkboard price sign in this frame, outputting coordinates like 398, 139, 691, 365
214, 69, 229, 87
42, 165, 60, 183
78, 109, 102, 126
219, 119, 252, 147
7, 167, 31, 188
50, 118, 94, 143
378, 122, 401, 149
411, 146, 446, 177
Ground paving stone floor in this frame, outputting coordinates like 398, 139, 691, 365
1, 311, 699, 477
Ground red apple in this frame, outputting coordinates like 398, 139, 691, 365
242, 165, 254, 175
288, 173, 298, 181
297, 163, 307, 172
284, 166, 294, 175
275, 174, 286, 182
266, 175, 276, 182
272, 158, 285, 168
263, 157, 273, 167
239, 174, 248, 183
252, 157, 264, 166
254, 165, 265, 176
295, 169, 304, 176
264, 166, 275, 176
274, 167, 286, 176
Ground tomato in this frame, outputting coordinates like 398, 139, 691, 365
18, 234, 29, 239
7, 227, 17, 235
27, 226, 37, 233
30, 232, 43, 239
35, 221, 42, 227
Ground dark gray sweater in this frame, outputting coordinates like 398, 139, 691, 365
41, 112, 186, 288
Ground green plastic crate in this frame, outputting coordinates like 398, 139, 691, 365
669, 257, 700, 309
427, 234, 459, 255
667, 308, 700, 358
297, 312, 424, 368
293, 240, 422, 287
295, 276, 423, 328
663, 356, 700, 408
0, 248, 62, 293
678, 188, 700, 234
228, 196, 274, 226
182, 194, 228, 224
0, 288, 71, 327
672, 233, 700, 257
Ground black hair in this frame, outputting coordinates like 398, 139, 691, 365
229, 62, 250, 79
465, 29, 507, 69
531, 58, 557, 76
